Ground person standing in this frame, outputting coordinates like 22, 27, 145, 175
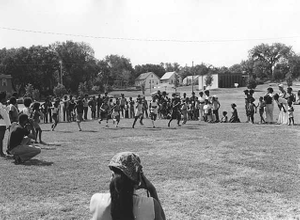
62, 95, 69, 122
168, 93, 181, 127
129, 97, 135, 118
83, 94, 89, 120
8, 96, 19, 123
96, 94, 103, 119
120, 93, 126, 118
75, 98, 84, 131
88, 96, 97, 119
0, 92, 11, 157
198, 92, 205, 121
274, 93, 288, 125
264, 88, 274, 124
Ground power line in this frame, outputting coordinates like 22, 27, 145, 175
1, 26, 300, 43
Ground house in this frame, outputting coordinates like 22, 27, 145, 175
135, 72, 160, 90
0, 74, 14, 95
160, 71, 182, 84
182, 75, 199, 85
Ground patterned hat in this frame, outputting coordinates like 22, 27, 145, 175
109, 152, 142, 184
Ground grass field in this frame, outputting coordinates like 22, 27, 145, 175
1, 84, 300, 220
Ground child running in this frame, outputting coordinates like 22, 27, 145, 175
111, 100, 121, 128
51, 99, 60, 131
99, 97, 110, 127
75, 98, 84, 131
181, 99, 189, 125
32, 102, 44, 143
132, 98, 144, 128
168, 93, 181, 127
149, 95, 159, 128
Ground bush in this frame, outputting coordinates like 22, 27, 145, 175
53, 83, 67, 98
246, 77, 257, 89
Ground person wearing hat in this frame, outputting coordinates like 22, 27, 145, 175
278, 84, 287, 98
90, 152, 166, 220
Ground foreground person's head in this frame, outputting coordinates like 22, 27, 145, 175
108, 152, 143, 220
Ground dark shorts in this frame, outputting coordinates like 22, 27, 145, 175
150, 113, 157, 121
77, 113, 83, 122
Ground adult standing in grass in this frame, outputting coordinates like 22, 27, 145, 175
7, 114, 41, 164
264, 88, 274, 124
0, 92, 11, 157
83, 94, 89, 120
167, 93, 181, 127
274, 93, 288, 125
90, 152, 166, 220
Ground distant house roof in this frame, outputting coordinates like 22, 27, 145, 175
160, 71, 176, 80
135, 72, 157, 81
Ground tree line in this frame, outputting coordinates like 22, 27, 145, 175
0, 41, 299, 99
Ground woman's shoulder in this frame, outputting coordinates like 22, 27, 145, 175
90, 193, 111, 220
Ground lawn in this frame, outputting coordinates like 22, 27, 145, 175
1, 84, 300, 220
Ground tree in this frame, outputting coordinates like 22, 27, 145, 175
53, 83, 67, 98
24, 83, 34, 98
229, 64, 243, 74
249, 43, 293, 79
78, 82, 88, 97
160, 62, 181, 72
246, 77, 257, 89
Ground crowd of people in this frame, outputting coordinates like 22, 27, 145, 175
0, 84, 299, 164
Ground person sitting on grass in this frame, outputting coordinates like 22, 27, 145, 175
229, 103, 240, 123
220, 111, 228, 123
7, 114, 41, 164
90, 152, 166, 220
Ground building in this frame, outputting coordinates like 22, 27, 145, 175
198, 73, 246, 90
218, 73, 245, 88
160, 71, 182, 84
182, 75, 199, 85
198, 74, 219, 90
135, 72, 160, 90
0, 74, 14, 94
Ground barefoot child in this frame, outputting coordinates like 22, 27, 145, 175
32, 102, 44, 143
257, 97, 266, 124
287, 101, 295, 125
75, 98, 84, 131
149, 95, 159, 128
51, 100, 60, 131
220, 111, 228, 123
132, 98, 144, 128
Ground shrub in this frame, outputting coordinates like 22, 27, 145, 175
246, 77, 257, 89
53, 83, 67, 98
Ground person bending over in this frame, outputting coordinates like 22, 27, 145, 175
7, 114, 41, 164
90, 152, 166, 220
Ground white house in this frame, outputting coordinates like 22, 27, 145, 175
198, 74, 219, 90
135, 72, 160, 89
160, 71, 182, 84
182, 75, 199, 85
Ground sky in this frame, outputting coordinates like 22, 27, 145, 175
1, 0, 300, 68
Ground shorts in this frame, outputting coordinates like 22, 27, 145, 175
150, 112, 157, 121
77, 113, 83, 122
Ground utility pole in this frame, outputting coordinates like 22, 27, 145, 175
59, 60, 63, 85
192, 61, 194, 93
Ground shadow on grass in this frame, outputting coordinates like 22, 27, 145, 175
22, 159, 54, 166
80, 130, 98, 133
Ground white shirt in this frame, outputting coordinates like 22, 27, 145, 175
0, 103, 11, 128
